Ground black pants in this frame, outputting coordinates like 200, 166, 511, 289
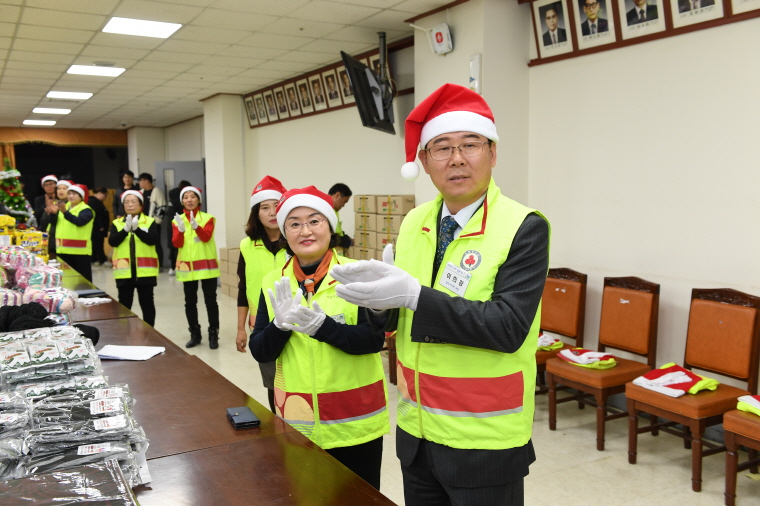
325, 436, 383, 490
58, 253, 92, 282
117, 283, 156, 326
91, 235, 107, 264
182, 278, 219, 328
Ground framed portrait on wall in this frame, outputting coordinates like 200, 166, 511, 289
262, 90, 278, 123
322, 69, 343, 108
733, 0, 760, 14
296, 79, 314, 114
533, 0, 574, 57
284, 83, 301, 117
309, 75, 327, 111
253, 94, 268, 125
670, 0, 723, 28
574, 0, 616, 50
368, 54, 392, 82
244, 96, 258, 127
618, 0, 666, 39
273, 86, 289, 120
337, 66, 355, 104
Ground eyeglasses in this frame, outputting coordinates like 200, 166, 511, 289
286, 216, 327, 233
584, 2, 599, 8
426, 141, 490, 161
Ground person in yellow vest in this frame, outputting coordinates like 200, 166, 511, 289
39, 179, 72, 260
53, 183, 95, 282
171, 186, 220, 349
108, 190, 159, 326
327, 183, 352, 249
250, 186, 389, 490
235, 175, 288, 413
331, 84, 551, 506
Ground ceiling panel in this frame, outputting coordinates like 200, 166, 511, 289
15, 25, 94, 44
236, 32, 314, 50
287, 1, 382, 24
143, 51, 210, 64
158, 39, 230, 55
298, 39, 370, 55
25, 0, 120, 15
0, 5, 21, 24
209, 0, 310, 16
79, 45, 152, 60
19, 7, 106, 31
173, 25, 251, 44
191, 9, 278, 31
88, 32, 166, 50
0, 23, 14, 37
354, 9, 418, 30
8, 50, 76, 64
257, 18, 346, 39
113, 0, 203, 23
12, 38, 85, 55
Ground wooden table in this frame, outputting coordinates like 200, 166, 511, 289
60, 274, 136, 322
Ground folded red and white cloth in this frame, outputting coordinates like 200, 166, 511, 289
737, 395, 760, 417
537, 332, 563, 351
557, 348, 617, 369
632, 363, 719, 398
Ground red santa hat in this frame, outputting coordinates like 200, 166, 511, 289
121, 189, 144, 203
401, 83, 499, 180
68, 183, 89, 199
40, 175, 58, 185
180, 186, 202, 203
275, 186, 337, 234
57, 180, 72, 188
250, 175, 286, 209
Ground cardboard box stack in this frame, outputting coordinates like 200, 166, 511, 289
348, 194, 415, 260
218, 247, 240, 299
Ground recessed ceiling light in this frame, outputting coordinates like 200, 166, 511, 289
103, 17, 182, 39
67, 65, 125, 77
33, 108, 71, 114
24, 120, 57, 126
47, 91, 93, 100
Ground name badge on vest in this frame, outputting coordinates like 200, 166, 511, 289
439, 262, 471, 297
330, 313, 346, 325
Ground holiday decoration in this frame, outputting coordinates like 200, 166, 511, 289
0, 157, 35, 226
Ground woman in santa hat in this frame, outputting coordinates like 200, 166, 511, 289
250, 186, 389, 490
235, 175, 288, 413
172, 186, 220, 349
52, 183, 94, 281
39, 179, 72, 260
108, 190, 160, 327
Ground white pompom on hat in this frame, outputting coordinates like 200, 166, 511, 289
250, 175, 286, 209
41, 175, 58, 185
180, 186, 202, 203
401, 83, 499, 180
275, 186, 338, 234
68, 183, 88, 199
121, 189, 144, 203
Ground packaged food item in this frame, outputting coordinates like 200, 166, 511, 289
14, 265, 63, 289
0, 288, 22, 306
22, 288, 77, 314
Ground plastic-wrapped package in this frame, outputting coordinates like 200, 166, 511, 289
33, 396, 128, 426
48, 326, 83, 339
0, 266, 7, 288
0, 437, 24, 480
0, 343, 33, 383
24, 413, 141, 455
15, 441, 136, 478
0, 458, 140, 505
1, 337, 101, 388
0, 245, 44, 269
0, 390, 28, 412
16, 379, 76, 401
14, 265, 63, 290
36, 385, 132, 408
0, 287, 22, 306
22, 328, 53, 341
22, 288, 78, 314
0, 331, 25, 343
0, 409, 30, 435
72, 375, 107, 391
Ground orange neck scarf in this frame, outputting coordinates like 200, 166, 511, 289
292, 249, 333, 299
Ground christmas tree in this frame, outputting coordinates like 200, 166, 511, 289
1, 157, 35, 226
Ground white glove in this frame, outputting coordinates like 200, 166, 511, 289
189, 211, 199, 230
124, 215, 133, 231
174, 213, 185, 233
130, 215, 140, 231
283, 301, 326, 336
267, 277, 301, 330
331, 244, 420, 311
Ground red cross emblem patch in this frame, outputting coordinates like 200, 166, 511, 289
460, 250, 481, 271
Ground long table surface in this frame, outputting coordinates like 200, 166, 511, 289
61, 274, 136, 322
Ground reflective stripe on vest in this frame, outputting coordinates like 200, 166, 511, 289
112, 215, 159, 279
55, 201, 93, 255
175, 211, 220, 281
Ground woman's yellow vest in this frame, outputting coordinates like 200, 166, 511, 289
111, 214, 159, 279
55, 201, 93, 255
239, 237, 287, 312
175, 211, 220, 281
262, 251, 389, 450
395, 179, 549, 450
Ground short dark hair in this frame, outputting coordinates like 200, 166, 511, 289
138, 173, 153, 183
178, 180, 191, 189
94, 187, 107, 195
328, 183, 352, 197
123, 170, 134, 178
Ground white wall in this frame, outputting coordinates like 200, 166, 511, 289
529, 19, 760, 384
126, 127, 165, 177
166, 117, 204, 161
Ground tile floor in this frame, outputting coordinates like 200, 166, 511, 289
91, 267, 760, 506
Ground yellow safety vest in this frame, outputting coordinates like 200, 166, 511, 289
175, 211, 220, 281
395, 178, 550, 450
112, 214, 159, 279
335, 210, 344, 236
262, 251, 389, 450
239, 237, 287, 312
55, 201, 93, 255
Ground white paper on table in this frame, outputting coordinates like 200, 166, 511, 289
97, 345, 165, 361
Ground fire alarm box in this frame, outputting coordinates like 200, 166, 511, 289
431, 23, 453, 55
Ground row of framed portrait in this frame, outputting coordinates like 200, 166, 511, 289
243, 53, 388, 128
533, 0, 760, 58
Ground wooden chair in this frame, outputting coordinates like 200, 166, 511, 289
724, 409, 760, 505
536, 268, 587, 394
626, 288, 760, 492
545, 276, 659, 450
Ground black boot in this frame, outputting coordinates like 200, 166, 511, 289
185, 325, 202, 348
208, 327, 219, 350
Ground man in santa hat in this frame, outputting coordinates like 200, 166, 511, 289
332, 83, 550, 505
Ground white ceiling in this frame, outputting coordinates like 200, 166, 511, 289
0, 0, 449, 129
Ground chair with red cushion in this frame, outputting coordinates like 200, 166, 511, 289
724, 409, 760, 505
546, 276, 659, 451
626, 288, 760, 492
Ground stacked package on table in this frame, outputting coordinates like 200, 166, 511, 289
218, 247, 240, 299
350, 194, 415, 260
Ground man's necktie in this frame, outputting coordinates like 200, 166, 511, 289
552, 32, 557, 44
433, 216, 458, 279
639, 8, 646, 20
591, 23, 597, 34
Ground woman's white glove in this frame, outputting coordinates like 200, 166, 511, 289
174, 213, 185, 233
267, 277, 301, 330
130, 215, 140, 231
331, 244, 420, 311
124, 215, 133, 231
189, 211, 199, 230
283, 301, 326, 336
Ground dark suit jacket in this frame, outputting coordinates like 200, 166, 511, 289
627, 3, 658, 24
581, 17, 609, 36
88, 196, 109, 239
678, 0, 714, 11
33, 194, 52, 225
314, 93, 325, 104
328, 90, 339, 100
542, 27, 567, 46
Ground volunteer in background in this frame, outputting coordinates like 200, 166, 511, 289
328, 183, 352, 249
166, 180, 191, 276
33, 174, 57, 225
236, 176, 288, 413
108, 190, 159, 326
172, 186, 220, 349
138, 173, 167, 270
88, 187, 110, 267
39, 179, 71, 259
250, 186, 389, 490
55, 183, 95, 282
113, 170, 138, 218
